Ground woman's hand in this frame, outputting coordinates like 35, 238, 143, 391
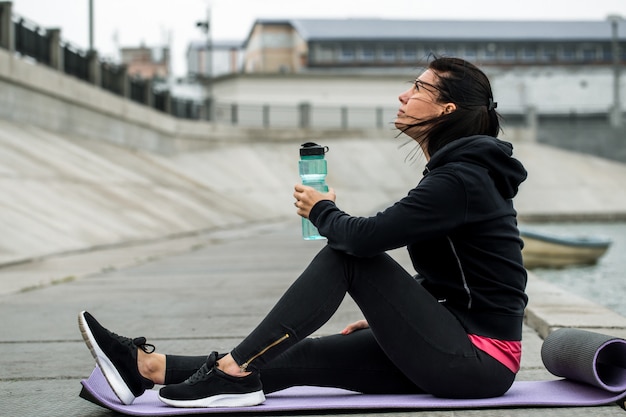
293, 184, 335, 219
340, 319, 369, 335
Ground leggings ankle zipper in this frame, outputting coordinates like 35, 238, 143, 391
240, 333, 290, 371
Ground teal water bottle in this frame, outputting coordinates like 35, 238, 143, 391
299, 142, 328, 240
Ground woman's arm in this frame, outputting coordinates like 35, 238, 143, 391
307, 170, 468, 257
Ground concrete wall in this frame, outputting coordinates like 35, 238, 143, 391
488, 66, 620, 114
0, 48, 181, 153
537, 115, 626, 163
0, 49, 418, 153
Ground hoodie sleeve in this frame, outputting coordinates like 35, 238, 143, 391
309, 168, 468, 257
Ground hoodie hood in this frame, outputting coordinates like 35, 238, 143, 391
425, 135, 527, 199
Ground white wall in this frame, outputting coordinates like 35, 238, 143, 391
212, 66, 623, 115
212, 74, 407, 107
489, 67, 617, 114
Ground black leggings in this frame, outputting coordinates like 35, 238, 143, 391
166, 246, 515, 398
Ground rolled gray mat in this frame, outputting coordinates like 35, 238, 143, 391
541, 328, 626, 392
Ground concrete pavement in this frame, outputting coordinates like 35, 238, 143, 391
1, 221, 625, 417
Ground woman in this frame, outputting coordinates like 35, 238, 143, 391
79, 56, 528, 408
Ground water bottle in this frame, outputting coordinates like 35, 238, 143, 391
299, 142, 328, 240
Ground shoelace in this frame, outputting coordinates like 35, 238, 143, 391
186, 352, 219, 384
105, 326, 155, 354
132, 337, 156, 354
132, 337, 156, 389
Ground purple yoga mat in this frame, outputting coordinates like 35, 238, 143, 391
80, 366, 626, 416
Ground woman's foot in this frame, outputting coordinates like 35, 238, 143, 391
78, 311, 156, 405
158, 351, 265, 408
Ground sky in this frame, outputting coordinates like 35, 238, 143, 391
10, 0, 626, 77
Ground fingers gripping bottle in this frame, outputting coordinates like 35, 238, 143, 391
299, 142, 329, 240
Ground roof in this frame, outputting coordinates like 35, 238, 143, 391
187, 39, 244, 51
252, 18, 626, 42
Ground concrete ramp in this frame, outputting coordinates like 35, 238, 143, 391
0, 120, 257, 265
1, 118, 625, 266
514, 142, 626, 221
0, 120, 420, 265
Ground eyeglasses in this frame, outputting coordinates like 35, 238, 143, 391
414, 79, 439, 94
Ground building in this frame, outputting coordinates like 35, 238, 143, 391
120, 45, 170, 79
186, 39, 244, 78
195, 18, 625, 124
242, 18, 625, 73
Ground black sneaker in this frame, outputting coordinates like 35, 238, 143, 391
78, 311, 155, 405
158, 351, 265, 408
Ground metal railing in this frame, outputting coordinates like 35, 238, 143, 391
63, 42, 89, 81
211, 102, 398, 129
14, 16, 50, 65
0, 4, 195, 117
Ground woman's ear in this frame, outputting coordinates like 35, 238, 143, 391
443, 103, 457, 114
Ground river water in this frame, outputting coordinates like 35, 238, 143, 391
525, 222, 626, 317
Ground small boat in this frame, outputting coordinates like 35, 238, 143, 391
519, 226, 612, 269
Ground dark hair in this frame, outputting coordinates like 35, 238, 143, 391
399, 56, 501, 157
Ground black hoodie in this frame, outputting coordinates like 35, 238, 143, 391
309, 135, 529, 340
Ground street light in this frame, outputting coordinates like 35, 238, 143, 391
608, 14, 622, 128
88, 0, 94, 52
196, 6, 213, 120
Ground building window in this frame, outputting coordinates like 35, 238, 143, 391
440, 45, 458, 57
339, 45, 355, 62
381, 47, 396, 61
521, 46, 536, 62
503, 46, 517, 61
316, 45, 335, 62
402, 45, 417, 61
561, 45, 576, 61
540, 47, 557, 62
262, 32, 293, 48
359, 46, 375, 62
483, 43, 497, 61
464, 46, 477, 61
581, 46, 596, 61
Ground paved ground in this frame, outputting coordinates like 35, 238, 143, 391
1, 221, 625, 417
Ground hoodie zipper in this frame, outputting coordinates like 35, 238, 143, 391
446, 236, 473, 309
240, 333, 290, 371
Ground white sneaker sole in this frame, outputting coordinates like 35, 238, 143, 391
78, 311, 136, 405
158, 390, 266, 408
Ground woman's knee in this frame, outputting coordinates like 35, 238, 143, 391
314, 245, 348, 262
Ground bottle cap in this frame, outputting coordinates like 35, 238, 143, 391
300, 142, 328, 156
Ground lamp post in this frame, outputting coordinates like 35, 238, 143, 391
88, 0, 94, 52
608, 15, 622, 128
197, 5, 213, 121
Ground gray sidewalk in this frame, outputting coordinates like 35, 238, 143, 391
1, 222, 625, 417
